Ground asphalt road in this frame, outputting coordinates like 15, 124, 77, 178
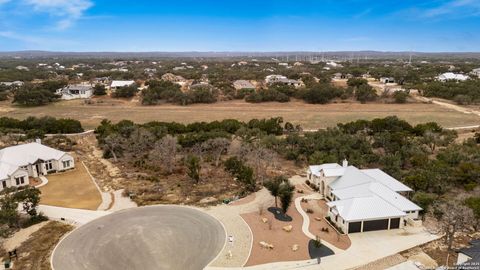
52, 206, 226, 270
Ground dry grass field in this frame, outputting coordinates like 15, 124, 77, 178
1, 98, 479, 130
39, 161, 102, 210
11, 221, 73, 270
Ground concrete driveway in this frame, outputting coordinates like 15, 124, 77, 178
52, 206, 225, 270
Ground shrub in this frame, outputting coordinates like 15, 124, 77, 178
393, 90, 409, 103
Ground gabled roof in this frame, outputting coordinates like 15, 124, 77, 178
308, 163, 341, 177
110, 80, 135, 88
327, 196, 406, 222
361, 169, 412, 192
332, 182, 421, 212
329, 166, 374, 190
0, 143, 68, 179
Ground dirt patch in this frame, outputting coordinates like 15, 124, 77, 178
7, 221, 73, 270
39, 159, 102, 210
3, 222, 49, 252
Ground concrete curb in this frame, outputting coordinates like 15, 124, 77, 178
294, 194, 343, 254
81, 161, 111, 211
36, 175, 49, 188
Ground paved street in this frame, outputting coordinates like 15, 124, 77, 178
52, 206, 225, 270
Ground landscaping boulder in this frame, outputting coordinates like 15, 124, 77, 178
261, 217, 268, 223
283, 225, 293, 232
199, 196, 217, 204
259, 241, 274, 249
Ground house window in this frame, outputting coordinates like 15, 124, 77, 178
15, 176, 25, 185
2, 181, 6, 188
45, 160, 53, 171
62, 160, 71, 168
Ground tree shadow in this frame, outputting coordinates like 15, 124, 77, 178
267, 207, 293, 222
308, 239, 335, 259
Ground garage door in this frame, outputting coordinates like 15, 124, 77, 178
390, 218, 400, 229
348, 222, 362, 233
363, 219, 389, 232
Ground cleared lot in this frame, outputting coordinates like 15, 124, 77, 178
52, 206, 225, 270
2, 99, 479, 130
39, 161, 102, 210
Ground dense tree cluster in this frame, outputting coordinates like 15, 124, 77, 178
417, 80, 480, 104
12, 80, 67, 106
0, 116, 84, 135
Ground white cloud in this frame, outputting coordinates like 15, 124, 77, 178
0, 30, 76, 48
421, 0, 480, 18
24, 0, 93, 29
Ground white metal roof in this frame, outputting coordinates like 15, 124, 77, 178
332, 182, 421, 212
361, 169, 412, 192
0, 143, 67, 180
327, 196, 406, 222
308, 163, 341, 177
110, 80, 135, 88
437, 72, 469, 81
329, 166, 374, 190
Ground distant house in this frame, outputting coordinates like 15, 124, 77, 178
307, 161, 421, 234
15, 66, 29, 71
92, 77, 110, 85
144, 68, 157, 74
0, 81, 24, 88
293, 62, 304, 66
436, 72, 470, 82
0, 142, 75, 191
233, 80, 256, 90
161, 73, 187, 86
110, 80, 136, 91
56, 84, 93, 100
265, 75, 303, 88
457, 239, 480, 269
380, 77, 395, 84
470, 68, 480, 77
326, 61, 343, 68
173, 66, 186, 71
333, 73, 353, 80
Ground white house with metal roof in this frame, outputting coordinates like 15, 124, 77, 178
307, 160, 421, 234
110, 80, 136, 91
0, 142, 75, 191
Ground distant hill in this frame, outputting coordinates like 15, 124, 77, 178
0, 50, 480, 59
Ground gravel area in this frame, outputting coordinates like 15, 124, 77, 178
206, 188, 274, 268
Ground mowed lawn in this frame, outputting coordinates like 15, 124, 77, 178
39, 161, 102, 210
2, 99, 479, 130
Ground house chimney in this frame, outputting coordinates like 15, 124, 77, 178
35, 138, 41, 144
342, 159, 348, 168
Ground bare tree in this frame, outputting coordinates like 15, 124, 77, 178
103, 133, 125, 162
234, 144, 278, 184
436, 200, 475, 251
201, 138, 231, 167
124, 127, 155, 157
150, 135, 178, 174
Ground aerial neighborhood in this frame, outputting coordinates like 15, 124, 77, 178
0, 1, 480, 269
0, 51, 479, 270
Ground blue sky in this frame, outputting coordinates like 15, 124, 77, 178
0, 0, 479, 52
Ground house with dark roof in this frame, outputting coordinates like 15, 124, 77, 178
457, 239, 480, 269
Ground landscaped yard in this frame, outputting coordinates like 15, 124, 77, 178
39, 160, 102, 210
